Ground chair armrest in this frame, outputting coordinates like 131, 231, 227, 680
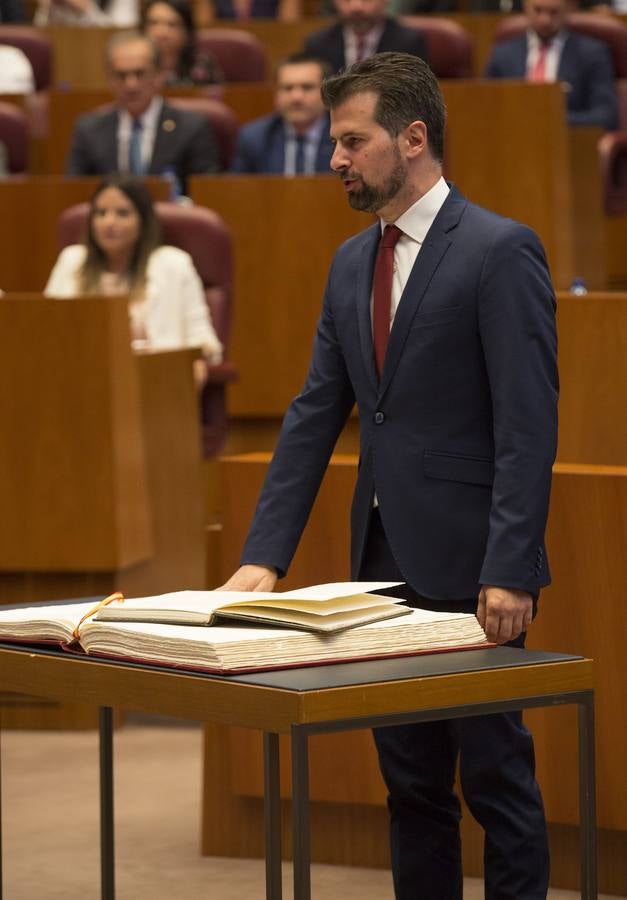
206, 361, 238, 384
599, 130, 627, 215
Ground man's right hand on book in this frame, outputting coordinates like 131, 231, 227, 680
217, 564, 278, 592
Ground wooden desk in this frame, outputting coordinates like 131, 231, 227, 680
0, 641, 595, 900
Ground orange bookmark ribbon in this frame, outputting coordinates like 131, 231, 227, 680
72, 591, 125, 641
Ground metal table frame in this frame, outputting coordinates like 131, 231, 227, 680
0, 645, 596, 900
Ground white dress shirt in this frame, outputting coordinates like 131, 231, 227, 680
372, 176, 449, 507
376, 176, 451, 332
117, 96, 163, 173
525, 30, 566, 83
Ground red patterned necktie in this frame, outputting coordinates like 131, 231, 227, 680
372, 224, 402, 379
528, 40, 551, 83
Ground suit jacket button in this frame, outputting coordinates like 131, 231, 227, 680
374, 411, 385, 424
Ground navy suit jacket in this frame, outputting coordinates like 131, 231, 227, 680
241, 186, 558, 602
304, 18, 428, 74
0, 0, 26, 20
231, 113, 334, 174
485, 30, 618, 130
65, 101, 221, 190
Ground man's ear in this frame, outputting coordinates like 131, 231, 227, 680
402, 120, 428, 159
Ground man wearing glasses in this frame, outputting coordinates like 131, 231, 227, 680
66, 32, 220, 192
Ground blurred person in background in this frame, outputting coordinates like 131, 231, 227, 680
141, 0, 223, 85
232, 53, 333, 174
304, 0, 427, 73
44, 176, 222, 386
66, 32, 220, 192
484, 0, 618, 129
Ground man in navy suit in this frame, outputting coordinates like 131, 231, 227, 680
231, 53, 334, 174
485, 0, 618, 129
222, 51, 558, 898
304, 0, 427, 73
66, 33, 220, 192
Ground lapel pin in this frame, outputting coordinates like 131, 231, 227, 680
162, 119, 176, 132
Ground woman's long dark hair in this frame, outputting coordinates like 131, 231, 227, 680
79, 175, 161, 298
141, 0, 196, 80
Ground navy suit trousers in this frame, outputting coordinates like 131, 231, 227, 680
360, 510, 550, 900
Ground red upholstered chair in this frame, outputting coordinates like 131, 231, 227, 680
0, 26, 52, 90
0, 101, 29, 173
167, 96, 240, 170
599, 80, 627, 214
56, 201, 237, 457
195, 28, 267, 81
400, 16, 473, 78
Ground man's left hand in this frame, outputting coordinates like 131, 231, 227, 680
476, 585, 533, 644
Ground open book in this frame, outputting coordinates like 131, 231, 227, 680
91, 582, 409, 634
0, 595, 491, 674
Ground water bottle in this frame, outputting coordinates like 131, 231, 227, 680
569, 277, 588, 296
162, 168, 193, 206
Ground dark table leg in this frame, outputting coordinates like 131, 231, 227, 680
263, 732, 282, 900
291, 726, 311, 900
99, 706, 115, 900
578, 691, 597, 900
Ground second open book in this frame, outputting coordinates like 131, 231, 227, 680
94, 582, 410, 633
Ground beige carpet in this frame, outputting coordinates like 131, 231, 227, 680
1, 723, 621, 899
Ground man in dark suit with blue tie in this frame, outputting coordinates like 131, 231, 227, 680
66, 33, 220, 192
221, 51, 558, 899
231, 53, 334, 175
485, 0, 618, 129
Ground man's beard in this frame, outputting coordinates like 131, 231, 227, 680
345, 147, 407, 213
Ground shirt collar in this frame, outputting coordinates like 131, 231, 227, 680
285, 115, 327, 143
381, 176, 450, 244
527, 29, 566, 51
119, 95, 163, 130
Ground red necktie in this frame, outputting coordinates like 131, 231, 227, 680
528, 40, 551, 83
372, 224, 402, 378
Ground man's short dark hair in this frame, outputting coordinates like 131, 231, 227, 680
276, 52, 332, 81
321, 51, 446, 163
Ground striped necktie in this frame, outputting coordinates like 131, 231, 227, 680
372, 224, 403, 378
129, 118, 144, 175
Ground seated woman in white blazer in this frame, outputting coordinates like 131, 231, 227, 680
44, 175, 223, 387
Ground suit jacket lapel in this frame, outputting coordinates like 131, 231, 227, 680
149, 104, 176, 174
378, 188, 466, 397
356, 224, 380, 391
330, 24, 346, 71
514, 35, 529, 79
100, 110, 119, 172
556, 32, 575, 85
